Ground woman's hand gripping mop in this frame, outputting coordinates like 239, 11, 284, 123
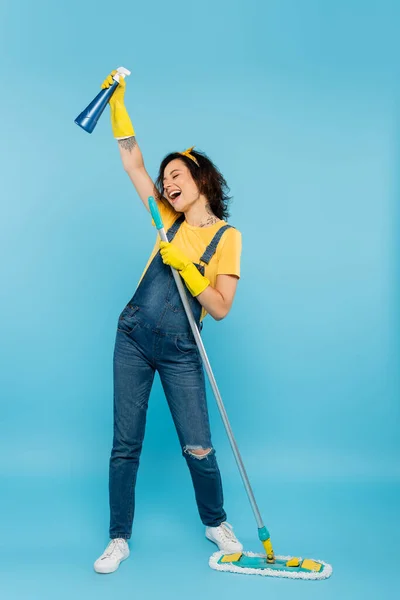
149, 197, 332, 580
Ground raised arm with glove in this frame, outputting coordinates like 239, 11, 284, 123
100, 70, 158, 212
101, 71, 135, 139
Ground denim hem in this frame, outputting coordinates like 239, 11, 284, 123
203, 516, 226, 528
110, 534, 131, 540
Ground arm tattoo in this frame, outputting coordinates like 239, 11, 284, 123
118, 136, 137, 152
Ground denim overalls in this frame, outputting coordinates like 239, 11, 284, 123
109, 215, 234, 539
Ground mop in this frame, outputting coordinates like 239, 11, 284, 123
149, 197, 332, 580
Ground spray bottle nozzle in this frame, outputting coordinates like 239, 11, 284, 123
112, 66, 131, 83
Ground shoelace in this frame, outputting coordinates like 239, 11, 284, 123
102, 538, 125, 559
217, 522, 237, 542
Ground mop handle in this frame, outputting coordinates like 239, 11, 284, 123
149, 197, 265, 530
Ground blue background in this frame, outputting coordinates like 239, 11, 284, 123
0, 0, 399, 598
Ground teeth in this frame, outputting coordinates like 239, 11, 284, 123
170, 190, 181, 199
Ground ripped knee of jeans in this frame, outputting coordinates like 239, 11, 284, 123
184, 445, 213, 460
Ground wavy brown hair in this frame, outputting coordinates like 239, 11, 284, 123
154, 148, 232, 220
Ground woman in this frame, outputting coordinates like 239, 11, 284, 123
94, 71, 243, 574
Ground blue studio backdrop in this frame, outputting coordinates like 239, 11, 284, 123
0, 1, 399, 599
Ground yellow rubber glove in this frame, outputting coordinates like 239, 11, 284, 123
100, 70, 135, 139
160, 242, 210, 297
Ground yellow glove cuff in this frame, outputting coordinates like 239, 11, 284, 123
180, 263, 210, 297
110, 101, 135, 139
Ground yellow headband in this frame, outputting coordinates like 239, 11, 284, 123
179, 146, 200, 167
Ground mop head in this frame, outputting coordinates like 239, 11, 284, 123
209, 550, 333, 580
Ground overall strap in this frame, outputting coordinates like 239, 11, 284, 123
166, 214, 185, 242
200, 224, 234, 265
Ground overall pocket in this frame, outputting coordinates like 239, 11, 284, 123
117, 304, 140, 335
174, 334, 198, 355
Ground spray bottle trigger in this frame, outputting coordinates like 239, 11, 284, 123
112, 66, 131, 83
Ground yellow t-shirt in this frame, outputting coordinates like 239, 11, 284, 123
137, 198, 242, 321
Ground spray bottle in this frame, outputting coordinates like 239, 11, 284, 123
74, 66, 131, 134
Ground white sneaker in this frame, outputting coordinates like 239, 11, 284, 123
205, 521, 243, 554
94, 538, 130, 574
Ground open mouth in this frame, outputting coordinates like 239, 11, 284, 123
169, 190, 181, 202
